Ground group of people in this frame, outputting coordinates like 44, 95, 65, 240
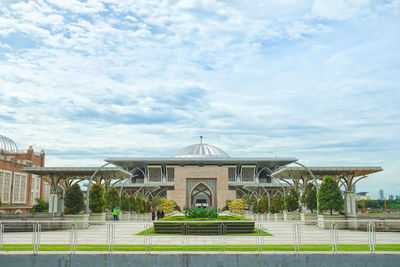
112, 208, 166, 221
151, 210, 165, 221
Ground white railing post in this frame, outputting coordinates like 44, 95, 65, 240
330, 223, 338, 253
368, 221, 376, 253
0, 223, 3, 250
293, 223, 301, 253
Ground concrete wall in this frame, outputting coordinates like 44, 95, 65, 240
1, 254, 399, 267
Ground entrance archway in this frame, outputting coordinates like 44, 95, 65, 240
189, 182, 213, 208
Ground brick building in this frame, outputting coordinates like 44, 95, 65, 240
0, 135, 50, 213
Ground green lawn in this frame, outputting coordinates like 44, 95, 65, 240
2, 244, 399, 251
136, 227, 272, 236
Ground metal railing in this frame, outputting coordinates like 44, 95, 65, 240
0, 219, 398, 254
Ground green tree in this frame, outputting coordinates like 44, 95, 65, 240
259, 196, 269, 213
241, 194, 256, 207
252, 200, 261, 213
318, 176, 344, 215
129, 195, 137, 212
120, 193, 130, 212
89, 183, 105, 213
64, 183, 84, 214
105, 187, 120, 210
301, 183, 317, 213
270, 195, 284, 213
151, 196, 165, 210
285, 188, 299, 212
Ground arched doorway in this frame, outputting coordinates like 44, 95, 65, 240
189, 182, 213, 208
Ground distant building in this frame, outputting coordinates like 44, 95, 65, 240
0, 135, 50, 213
379, 189, 384, 200
356, 192, 369, 200
389, 195, 394, 200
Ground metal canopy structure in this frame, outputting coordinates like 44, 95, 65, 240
272, 166, 383, 179
23, 167, 132, 179
23, 167, 132, 193
272, 166, 383, 192
105, 157, 298, 169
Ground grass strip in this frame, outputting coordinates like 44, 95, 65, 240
1, 244, 400, 251
136, 227, 272, 236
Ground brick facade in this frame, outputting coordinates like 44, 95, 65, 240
0, 147, 46, 214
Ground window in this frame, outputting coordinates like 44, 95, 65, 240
30, 175, 41, 204
148, 166, 162, 182
0, 170, 12, 203
42, 182, 51, 202
241, 166, 255, 182
228, 167, 236, 182
13, 172, 27, 204
167, 167, 174, 182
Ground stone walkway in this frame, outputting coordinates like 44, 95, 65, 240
2, 221, 400, 246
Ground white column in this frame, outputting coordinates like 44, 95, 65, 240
344, 191, 356, 215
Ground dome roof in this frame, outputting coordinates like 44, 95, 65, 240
173, 138, 230, 158
0, 134, 18, 153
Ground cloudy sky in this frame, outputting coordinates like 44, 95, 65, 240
0, 0, 399, 198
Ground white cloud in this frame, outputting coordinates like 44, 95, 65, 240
0, 0, 399, 196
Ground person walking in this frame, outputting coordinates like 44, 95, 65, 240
160, 210, 164, 219
151, 210, 155, 221
113, 207, 119, 221
156, 210, 161, 220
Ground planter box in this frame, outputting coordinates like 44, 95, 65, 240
317, 214, 346, 229
63, 214, 89, 229
300, 212, 317, 225
154, 221, 255, 235
274, 213, 284, 221
284, 211, 301, 221
89, 213, 106, 225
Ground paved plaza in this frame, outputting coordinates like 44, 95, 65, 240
3, 221, 400, 246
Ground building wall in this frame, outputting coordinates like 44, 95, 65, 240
167, 166, 236, 209
0, 147, 45, 213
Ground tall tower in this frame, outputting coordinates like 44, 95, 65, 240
379, 189, 384, 200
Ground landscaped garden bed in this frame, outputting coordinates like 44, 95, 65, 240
153, 215, 255, 235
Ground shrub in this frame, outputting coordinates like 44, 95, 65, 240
158, 198, 177, 214
105, 187, 120, 210
64, 184, 84, 214
89, 183, 105, 213
120, 193, 130, 212
30, 198, 49, 213
301, 183, 317, 213
184, 207, 218, 218
318, 176, 344, 215
285, 188, 299, 212
229, 199, 247, 214
221, 205, 229, 212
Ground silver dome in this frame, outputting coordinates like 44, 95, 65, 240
0, 134, 18, 153
173, 139, 230, 159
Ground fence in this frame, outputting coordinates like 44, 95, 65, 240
0, 220, 399, 254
